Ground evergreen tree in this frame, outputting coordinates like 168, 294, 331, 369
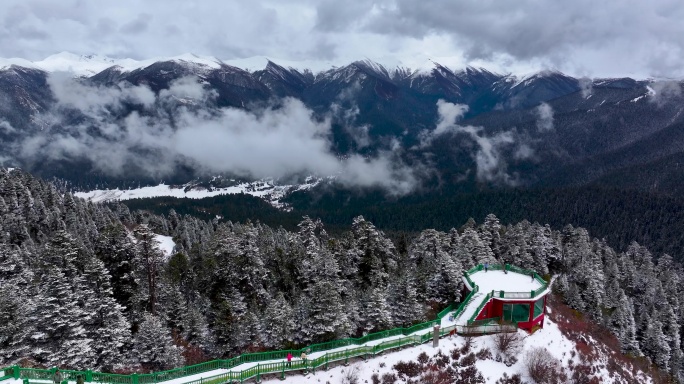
261, 292, 294, 349
389, 275, 424, 327
133, 313, 184, 370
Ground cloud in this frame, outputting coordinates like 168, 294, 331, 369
0, 120, 15, 133
119, 13, 152, 35
330, 80, 372, 149
416, 99, 469, 148
648, 81, 682, 107
419, 99, 522, 185
47, 72, 156, 116
435, 99, 469, 135
579, 77, 593, 98
535, 102, 554, 132
2, 1, 684, 77
14, 75, 423, 195
460, 125, 518, 185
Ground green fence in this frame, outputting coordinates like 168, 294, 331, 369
1, 366, 18, 381
9, 322, 446, 384
8, 264, 543, 384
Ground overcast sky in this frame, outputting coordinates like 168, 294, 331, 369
3, 0, 684, 78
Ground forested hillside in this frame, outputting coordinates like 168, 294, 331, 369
125, 185, 684, 263
0, 169, 682, 381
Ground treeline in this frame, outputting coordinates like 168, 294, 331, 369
285, 185, 684, 262
0, 169, 682, 381
124, 185, 684, 263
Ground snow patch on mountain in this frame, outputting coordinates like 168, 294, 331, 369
74, 177, 323, 211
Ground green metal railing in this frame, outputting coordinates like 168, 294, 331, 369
467, 292, 493, 324
1, 366, 18, 381
6, 264, 544, 384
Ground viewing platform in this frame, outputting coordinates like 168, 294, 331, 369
453, 264, 550, 332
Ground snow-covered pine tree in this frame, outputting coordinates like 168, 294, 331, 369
133, 313, 184, 370
460, 227, 496, 266
261, 292, 294, 349
0, 244, 33, 362
389, 274, 424, 327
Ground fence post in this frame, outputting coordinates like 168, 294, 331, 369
13, 366, 19, 379
255, 364, 260, 383
432, 325, 440, 347
85, 371, 92, 382
132, 373, 138, 384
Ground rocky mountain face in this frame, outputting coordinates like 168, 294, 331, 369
0, 56, 683, 195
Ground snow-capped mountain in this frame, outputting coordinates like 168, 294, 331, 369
2, 52, 684, 197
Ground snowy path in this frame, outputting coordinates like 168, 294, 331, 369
452, 292, 486, 326
153, 370, 231, 384
16, 269, 545, 384
147, 321, 442, 384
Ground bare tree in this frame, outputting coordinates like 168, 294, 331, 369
134, 224, 164, 315
340, 364, 361, 384
493, 330, 525, 356
524, 347, 567, 384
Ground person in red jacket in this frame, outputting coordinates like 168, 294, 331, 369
286, 352, 292, 367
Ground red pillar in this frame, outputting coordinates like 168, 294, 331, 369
528, 300, 535, 328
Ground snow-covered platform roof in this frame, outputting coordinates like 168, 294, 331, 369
468, 269, 544, 297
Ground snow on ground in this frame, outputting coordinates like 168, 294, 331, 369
155, 369, 230, 384
256, 316, 581, 384
154, 235, 175, 259
452, 292, 485, 325
74, 178, 322, 211
469, 270, 543, 295
153, 307, 588, 384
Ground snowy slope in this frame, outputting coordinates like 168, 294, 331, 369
149, 315, 649, 384
257, 315, 651, 384
154, 235, 175, 259
74, 177, 323, 210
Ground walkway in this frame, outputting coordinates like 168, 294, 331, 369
5, 265, 548, 384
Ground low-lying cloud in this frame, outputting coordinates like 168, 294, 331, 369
14, 75, 422, 195
535, 102, 554, 132
579, 77, 593, 98
419, 99, 527, 185
648, 81, 682, 107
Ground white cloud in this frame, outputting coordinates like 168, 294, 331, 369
2, 1, 684, 77
648, 81, 682, 107
535, 103, 554, 132
579, 77, 593, 98
435, 99, 469, 135
0, 120, 15, 133
15, 76, 424, 195
420, 100, 522, 185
